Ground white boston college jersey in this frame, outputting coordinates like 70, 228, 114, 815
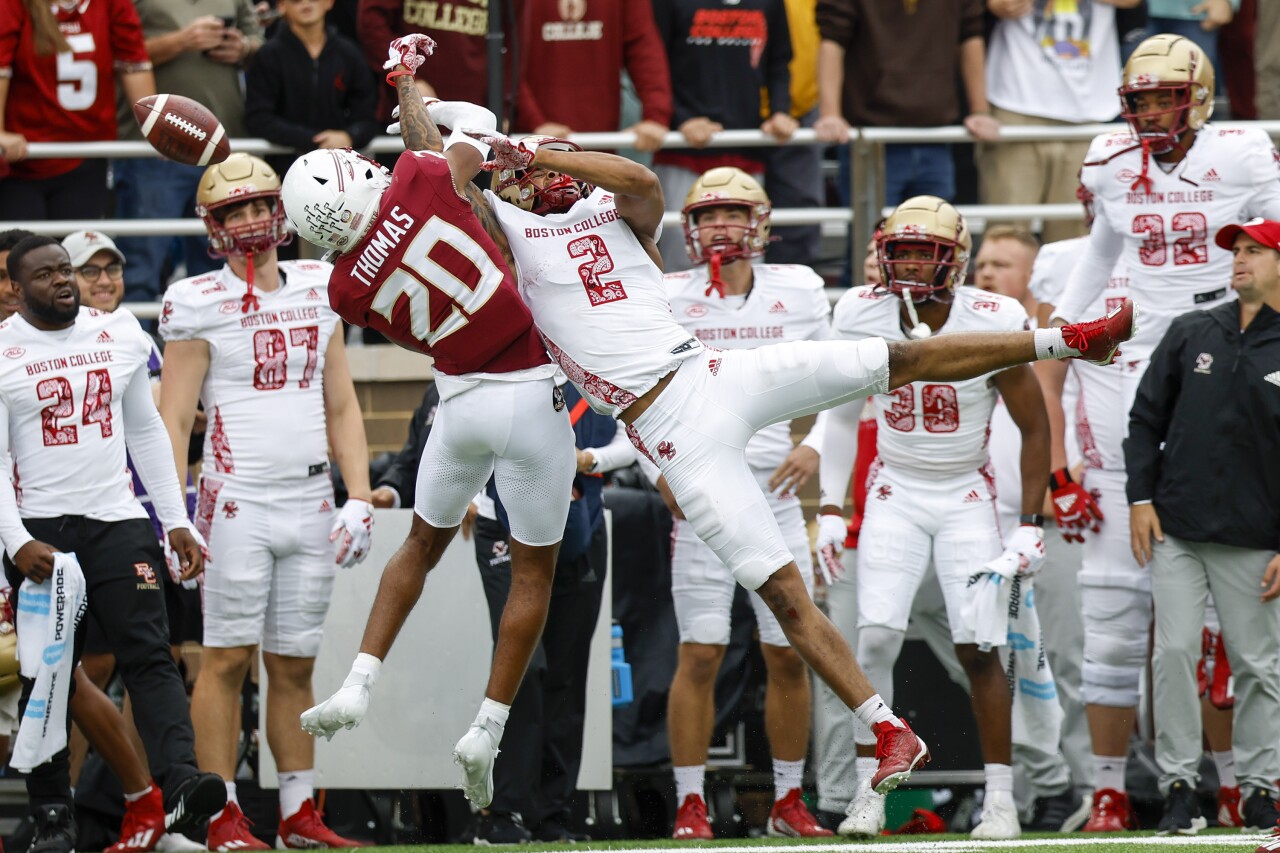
665, 264, 831, 470
0, 308, 155, 521
159, 262, 340, 483
485, 186, 702, 417
832, 286, 1028, 479
1060, 125, 1280, 348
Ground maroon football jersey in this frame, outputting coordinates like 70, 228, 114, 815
329, 150, 550, 376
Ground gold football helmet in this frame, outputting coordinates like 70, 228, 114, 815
1119, 33, 1214, 152
196, 152, 290, 257
493, 136, 592, 215
876, 195, 971, 302
681, 167, 772, 265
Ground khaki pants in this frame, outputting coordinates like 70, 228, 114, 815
977, 106, 1092, 244
1258, 0, 1280, 119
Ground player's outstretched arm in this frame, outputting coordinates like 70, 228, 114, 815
533, 147, 665, 242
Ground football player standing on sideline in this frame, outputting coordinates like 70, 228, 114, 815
158, 154, 374, 850
1049, 33, 1280, 833
661, 168, 833, 840
449, 96, 1131, 797
0, 236, 226, 853
817, 199, 1050, 841
280, 35, 576, 812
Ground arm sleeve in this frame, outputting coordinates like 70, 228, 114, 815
1123, 321, 1185, 503
244, 48, 320, 149
818, 398, 864, 507
764, 2, 793, 117
800, 409, 828, 451
1052, 204, 1125, 323
0, 402, 34, 561
623, 0, 673, 126
587, 420, 637, 473
122, 364, 192, 533
815, 0, 854, 46
109, 0, 151, 67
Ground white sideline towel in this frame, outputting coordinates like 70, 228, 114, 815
1005, 576, 1064, 750
962, 566, 1015, 653
12, 553, 86, 772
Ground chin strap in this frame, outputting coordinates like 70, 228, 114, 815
241, 251, 260, 313
1130, 137, 1155, 195
704, 251, 725, 298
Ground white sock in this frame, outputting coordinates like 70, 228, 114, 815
855, 756, 878, 790
477, 697, 511, 730
278, 769, 314, 820
984, 763, 1014, 804
1034, 327, 1075, 360
225, 780, 238, 806
854, 694, 902, 730
1212, 750, 1237, 788
674, 765, 705, 804
772, 758, 804, 802
124, 784, 153, 803
1093, 754, 1127, 793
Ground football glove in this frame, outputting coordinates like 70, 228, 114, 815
383, 33, 436, 73
982, 523, 1046, 580
1050, 468, 1104, 542
163, 526, 206, 589
330, 498, 374, 569
301, 653, 381, 740
815, 514, 849, 585
464, 130, 536, 172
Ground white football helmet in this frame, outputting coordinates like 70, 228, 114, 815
281, 149, 392, 255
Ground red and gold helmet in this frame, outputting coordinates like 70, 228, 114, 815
196, 153, 290, 257
681, 167, 772, 265
493, 136, 592, 215
876, 196, 971, 302
1119, 33, 1214, 154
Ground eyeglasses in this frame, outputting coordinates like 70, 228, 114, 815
77, 262, 125, 281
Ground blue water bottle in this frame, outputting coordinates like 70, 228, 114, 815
611, 623, 633, 706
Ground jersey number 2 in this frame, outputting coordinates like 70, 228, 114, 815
37, 369, 113, 447
567, 235, 628, 305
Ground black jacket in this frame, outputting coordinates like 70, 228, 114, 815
1125, 301, 1280, 551
244, 25, 379, 173
376, 382, 438, 509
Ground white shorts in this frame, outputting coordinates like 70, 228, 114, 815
195, 474, 337, 657
628, 340, 890, 590
1079, 467, 1147, 591
415, 376, 575, 547
1073, 359, 1129, 472
671, 466, 815, 647
856, 464, 1004, 644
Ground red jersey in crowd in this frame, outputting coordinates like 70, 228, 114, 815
0, 0, 150, 179
328, 149, 549, 377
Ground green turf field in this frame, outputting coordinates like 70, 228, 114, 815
364, 830, 1276, 853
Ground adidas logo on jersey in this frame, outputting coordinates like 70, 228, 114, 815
708, 357, 721, 376
1201, 168, 1221, 182
96, 330, 113, 343
769, 300, 788, 314
306, 288, 320, 301
962, 490, 983, 504
1265, 370, 1280, 388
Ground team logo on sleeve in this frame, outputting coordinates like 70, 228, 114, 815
161, 302, 174, 324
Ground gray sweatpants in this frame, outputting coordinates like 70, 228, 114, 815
1151, 534, 1280, 795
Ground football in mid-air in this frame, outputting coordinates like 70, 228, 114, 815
133, 94, 230, 167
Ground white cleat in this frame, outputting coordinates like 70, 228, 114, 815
453, 718, 502, 808
838, 778, 886, 838
154, 833, 206, 852
971, 797, 1023, 840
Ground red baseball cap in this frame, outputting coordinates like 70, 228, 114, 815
1214, 218, 1280, 251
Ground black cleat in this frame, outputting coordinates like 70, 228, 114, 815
29, 804, 76, 853
1157, 780, 1206, 835
1243, 788, 1280, 833
164, 772, 227, 836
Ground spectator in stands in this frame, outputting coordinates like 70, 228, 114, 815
1146, 0, 1236, 76
113, 0, 264, 304
66, 229, 126, 312
1125, 219, 1280, 835
245, 0, 379, 185
978, 0, 1140, 244
0, 228, 35, 320
512, 0, 672, 153
650, 0, 798, 272
0, 0, 155, 220
814, 0, 998, 207
1256, 0, 1279, 118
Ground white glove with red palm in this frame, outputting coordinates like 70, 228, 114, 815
330, 498, 374, 569
463, 130, 538, 172
815, 514, 849, 585
383, 33, 436, 73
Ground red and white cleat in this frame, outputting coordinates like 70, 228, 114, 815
109, 785, 166, 853
870, 720, 929, 795
671, 793, 714, 841
207, 802, 271, 852
277, 800, 370, 848
1083, 788, 1135, 832
1218, 785, 1243, 827
1061, 298, 1138, 366
766, 789, 832, 838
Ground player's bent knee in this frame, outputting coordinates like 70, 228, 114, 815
857, 624, 906, 668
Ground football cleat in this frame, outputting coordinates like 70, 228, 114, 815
837, 778, 886, 838
671, 794, 713, 840
164, 772, 226, 837
1061, 298, 1137, 366
277, 800, 370, 848
109, 785, 166, 853
1158, 780, 1207, 835
453, 718, 502, 808
154, 833, 205, 852
1083, 788, 1135, 832
766, 789, 832, 838
870, 720, 929, 794
1218, 785, 1243, 827
207, 802, 271, 852
1243, 788, 1280, 833
971, 796, 1022, 840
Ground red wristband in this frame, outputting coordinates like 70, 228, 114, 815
385, 68, 413, 87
